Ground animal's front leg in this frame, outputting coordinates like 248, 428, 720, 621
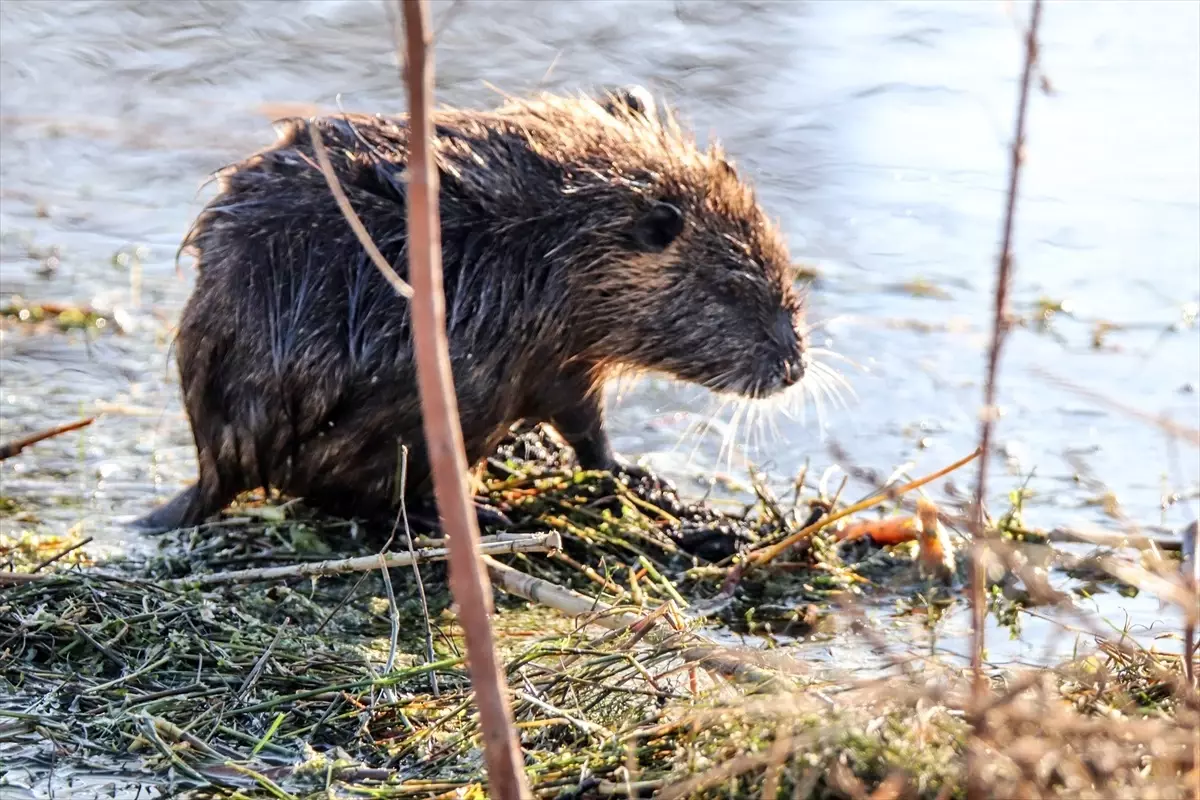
548, 385, 658, 485
549, 390, 615, 472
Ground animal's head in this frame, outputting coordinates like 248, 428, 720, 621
543, 88, 809, 400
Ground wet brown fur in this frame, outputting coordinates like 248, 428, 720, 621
137, 88, 808, 534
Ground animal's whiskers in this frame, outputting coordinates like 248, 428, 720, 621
665, 339, 855, 488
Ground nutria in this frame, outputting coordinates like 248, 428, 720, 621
136, 86, 809, 539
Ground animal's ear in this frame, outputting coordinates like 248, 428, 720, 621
601, 85, 655, 120
631, 202, 685, 253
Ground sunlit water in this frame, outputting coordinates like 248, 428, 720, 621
0, 0, 1196, 751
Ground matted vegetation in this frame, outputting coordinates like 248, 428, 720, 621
2, 425, 1195, 799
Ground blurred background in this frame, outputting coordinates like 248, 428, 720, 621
1, 0, 1197, 560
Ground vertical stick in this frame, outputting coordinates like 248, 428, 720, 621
968, 1, 1043, 798
398, 1, 530, 797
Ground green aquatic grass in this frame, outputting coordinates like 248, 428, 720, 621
1, 426, 1194, 799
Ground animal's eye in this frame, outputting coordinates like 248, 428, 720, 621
631, 202, 685, 253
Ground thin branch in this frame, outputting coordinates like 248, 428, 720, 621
174, 533, 557, 588
969, 1, 1043, 797
0, 417, 95, 461
397, 1, 531, 797
484, 555, 641, 631
1042, 525, 1182, 552
1183, 519, 1199, 693
484, 556, 792, 691
377, 553, 402, 706
307, 121, 414, 300
748, 447, 981, 568
0, 534, 558, 587
30, 536, 93, 573
399, 444, 441, 696
515, 689, 613, 740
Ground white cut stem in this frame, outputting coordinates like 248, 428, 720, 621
483, 556, 792, 690
170, 533, 561, 587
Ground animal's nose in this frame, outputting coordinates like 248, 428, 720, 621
782, 360, 802, 387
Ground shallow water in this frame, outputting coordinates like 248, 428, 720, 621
0, 0, 1197, 767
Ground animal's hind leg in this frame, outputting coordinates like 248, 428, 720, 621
132, 483, 202, 534
295, 431, 513, 537
131, 451, 239, 535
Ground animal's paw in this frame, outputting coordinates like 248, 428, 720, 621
612, 455, 676, 494
673, 520, 754, 563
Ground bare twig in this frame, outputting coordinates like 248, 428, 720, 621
0, 572, 50, 586
236, 618, 289, 701
484, 556, 792, 691
398, 445, 441, 697
377, 553, 401, 705
397, 1, 531, 797
1043, 525, 1183, 552
30, 536, 93, 573
156, 534, 555, 588
307, 122, 414, 300
1029, 366, 1200, 447
484, 555, 640, 631
969, 1, 1043, 797
0, 416, 95, 461
0, 535, 558, 588
1184, 520, 1199, 687
515, 689, 613, 740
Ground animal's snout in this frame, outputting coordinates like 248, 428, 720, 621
771, 310, 804, 353
772, 310, 806, 387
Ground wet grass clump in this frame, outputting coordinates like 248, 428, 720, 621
1, 425, 1195, 799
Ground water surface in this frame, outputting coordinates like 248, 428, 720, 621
1, 0, 1196, 698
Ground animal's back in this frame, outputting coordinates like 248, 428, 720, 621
163, 106, 595, 528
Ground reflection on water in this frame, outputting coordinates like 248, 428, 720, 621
0, 0, 1196, 647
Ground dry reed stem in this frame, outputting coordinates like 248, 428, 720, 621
485, 555, 641, 631
397, 1, 530, 797
1043, 525, 1183, 552
28, 535, 93, 573
969, 1, 1043, 797
748, 446, 981, 568
1185, 520, 1199, 690
485, 555, 793, 691
173, 532, 558, 587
